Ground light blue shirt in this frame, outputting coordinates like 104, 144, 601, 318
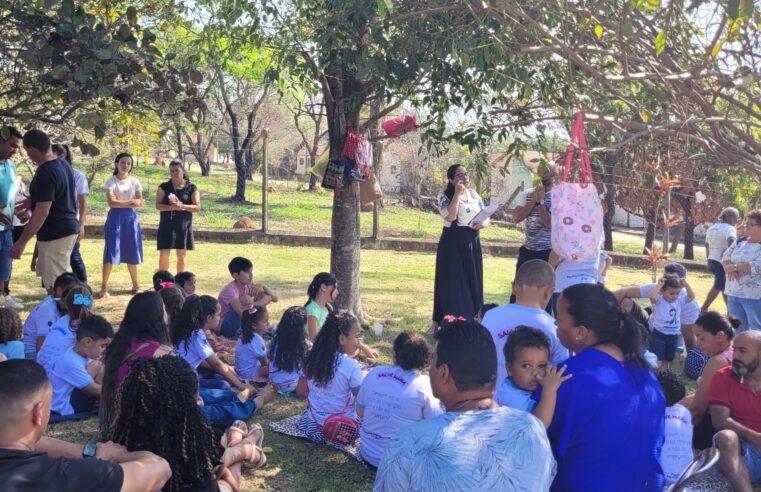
0, 340, 24, 360
235, 332, 267, 380
175, 329, 214, 370
374, 406, 556, 492
0, 159, 17, 231
23, 295, 61, 359
494, 377, 537, 412
36, 315, 77, 375
50, 347, 94, 415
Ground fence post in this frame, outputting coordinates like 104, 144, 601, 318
262, 128, 269, 233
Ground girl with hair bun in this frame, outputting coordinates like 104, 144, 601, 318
356, 331, 443, 466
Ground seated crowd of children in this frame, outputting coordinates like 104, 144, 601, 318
0, 250, 747, 490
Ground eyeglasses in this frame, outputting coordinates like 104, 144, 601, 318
455, 172, 469, 178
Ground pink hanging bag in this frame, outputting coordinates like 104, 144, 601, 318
550, 113, 603, 261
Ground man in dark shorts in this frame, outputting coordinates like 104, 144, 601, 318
702, 207, 739, 312
0, 359, 171, 491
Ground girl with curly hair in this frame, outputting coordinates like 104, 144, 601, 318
111, 355, 267, 492
0, 307, 23, 359
296, 309, 364, 442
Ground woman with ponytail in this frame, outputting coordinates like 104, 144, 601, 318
431, 164, 488, 331
155, 160, 200, 273
547, 283, 666, 491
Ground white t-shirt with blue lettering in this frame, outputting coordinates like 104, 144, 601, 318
554, 256, 600, 293
23, 295, 62, 359
482, 304, 569, 384
235, 332, 267, 380
662, 404, 693, 484
36, 315, 77, 375
639, 284, 700, 325
175, 329, 214, 370
50, 347, 94, 415
305, 352, 363, 425
357, 365, 443, 467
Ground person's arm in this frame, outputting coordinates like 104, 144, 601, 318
358, 341, 379, 359
9, 201, 52, 259
205, 354, 248, 391
688, 358, 723, 423
614, 286, 645, 303
77, 194, 87, 241
296, 377, 307, 398
512, 190, 538, 224
80, 381, 102, 397
711, 404, 761, 449
549, 250, 561, 268
154, 187, 181, 212
537, 199, 551, 229
681, 279, 696, 302
443, 185, 465, 222
259, 284, 279, 303
105, 189, 142, 209
649, 280, 662, 305
228, 298, 248, 317
601, 256, 613, 277
307, 316, 319, 342
117, 451, 172, 492
35, 436, 86, 459
532, 365, 572, 429
177, 189, 201, 213
257, 357, 269, 377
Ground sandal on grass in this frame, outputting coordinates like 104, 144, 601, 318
244, 423, 267, 468
220, 420, 248, 448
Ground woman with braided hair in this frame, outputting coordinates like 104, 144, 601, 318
111, 355, 266, 492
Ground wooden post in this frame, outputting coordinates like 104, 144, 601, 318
261, 128, 269, 233
662, 185, 671, 252
372, 143, 384, 240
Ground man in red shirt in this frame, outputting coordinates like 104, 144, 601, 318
709, 331, 761, 492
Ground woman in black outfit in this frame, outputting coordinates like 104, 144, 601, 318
156, 160, 200, 273
431, 164, 489, 330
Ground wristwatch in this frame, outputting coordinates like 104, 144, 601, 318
82, 442, 97, 459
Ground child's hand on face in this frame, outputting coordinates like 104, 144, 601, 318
537, 365, 572, 392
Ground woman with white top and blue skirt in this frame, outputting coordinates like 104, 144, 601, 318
432, 164, 489, 329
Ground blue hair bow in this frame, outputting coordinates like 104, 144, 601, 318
73, 293, 92, 308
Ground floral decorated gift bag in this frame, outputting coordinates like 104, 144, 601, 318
551, 113, 603, 262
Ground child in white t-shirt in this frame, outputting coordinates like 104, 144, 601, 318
235, 307, 269, 383
356, 332, 443, 466
649, 275, 695, 368
494, 326, 572, 428
549, 250, 599, 316
50, 315, 113, 417
35, 286, 92, 375
268, 307, 309, 395
296, 310, 365, 442
22, 273, 78, 360
656, 368, 693, 484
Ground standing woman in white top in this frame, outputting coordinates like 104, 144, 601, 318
432, 164, 489, 330
722, 209, 761, 330
701, 207, 739, 312
356, 331, 443, 466
99, 153, 144, 298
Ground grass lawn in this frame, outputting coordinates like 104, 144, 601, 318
10, 237, 717, 491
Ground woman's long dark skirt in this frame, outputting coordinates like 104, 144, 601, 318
432, 225, 484, 324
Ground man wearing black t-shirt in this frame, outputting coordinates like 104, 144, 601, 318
0, 359, 171, 492
9, 129, 80, 291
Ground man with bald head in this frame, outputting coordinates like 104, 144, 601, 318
709, 331, 761, 492
0, 359, 171, 491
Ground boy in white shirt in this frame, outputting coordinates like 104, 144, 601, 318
649, 274, 695, 369
50, 315, 113, 417
482, 259, 568, 386
22, 273, 78, 360
656, 368, 693, 485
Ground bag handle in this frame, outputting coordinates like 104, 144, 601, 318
563, 112, 594, 185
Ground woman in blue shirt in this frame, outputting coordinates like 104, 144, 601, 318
549, 283, 665, 491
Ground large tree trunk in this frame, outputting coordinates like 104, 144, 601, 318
602, 159, 615, 251
673, 193, 695, 259
643, 208, 657, 254
325, 80, 363, 318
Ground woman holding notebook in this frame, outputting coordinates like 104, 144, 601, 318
431, 164, 490, 330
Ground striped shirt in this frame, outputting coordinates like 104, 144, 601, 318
523, 188, 552, 251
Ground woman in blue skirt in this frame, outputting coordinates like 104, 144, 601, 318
99, 153, 144, 298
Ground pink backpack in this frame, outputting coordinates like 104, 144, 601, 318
551, 113, 603, 261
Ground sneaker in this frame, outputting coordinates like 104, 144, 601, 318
3, 296, 23, 310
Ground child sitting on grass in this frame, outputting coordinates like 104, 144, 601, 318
172, 294, 253, 394
174, 271, 197, 297
0, 308, 24, 360
36, 285, 93, 374
23, 272, 78, 360
297, 310, 365, 442
235, 307, 270, 384
656, 368, 693, 485
217, 257, 278, 339
50, 314, 113, 417
649, 274, 695, 368
268, 307, 309, 395
158, 285, 185, 326
495, 326, 572, 428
